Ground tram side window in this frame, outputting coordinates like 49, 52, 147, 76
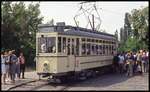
82, 43, 86, 55
103, 45, 105, 55
76, 38, 79, 55
112, 46, 114, 55
106, 46, 108, 56
67, 38, 70, 55
47, 37, 56, 53
99, 45, 102, 55
109, 45, 111, 55
58, 37, 61, 53
91, 39, 94, 55
38, 37, 56, 53
63, 38, 66, 53
91, 44, 94, 55
87, 43, 90, 55
38, 37, 46, 53
72, 39, 74, 55
96, 45, 98, 55
87, 39, 90, 55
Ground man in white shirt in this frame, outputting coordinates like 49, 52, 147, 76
119, 53, 125, 74
41, 43, 46, 53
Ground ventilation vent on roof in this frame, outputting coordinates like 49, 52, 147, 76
56, 22, 65, 32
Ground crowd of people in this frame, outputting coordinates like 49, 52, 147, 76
1, 50, 25, 85
113, 50, 149, 76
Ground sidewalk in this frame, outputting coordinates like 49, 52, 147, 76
1, 71, 39, 91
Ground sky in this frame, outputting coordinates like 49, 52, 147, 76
21, 1, 148, 39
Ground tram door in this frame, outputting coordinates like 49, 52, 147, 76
67, 38, 75, 71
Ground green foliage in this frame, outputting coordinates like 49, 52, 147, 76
119, 6, 149, 52
46, 18, 54, 25
1, 2, 43, 67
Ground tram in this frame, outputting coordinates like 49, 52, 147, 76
36, 22, 118, 81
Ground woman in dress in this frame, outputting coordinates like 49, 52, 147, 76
1, 52, 8, 85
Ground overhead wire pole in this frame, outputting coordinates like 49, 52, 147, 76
74, 4, 93, 27
93, 4, 102, 31
92, 14, 95, 31
74, 1, 102, 31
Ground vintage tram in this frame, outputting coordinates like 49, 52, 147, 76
36, 22, 118, 81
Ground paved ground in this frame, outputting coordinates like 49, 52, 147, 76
1, 71, 149, 91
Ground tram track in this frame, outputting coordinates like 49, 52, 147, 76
7, 79, 52, 91
7, 70, 112, 91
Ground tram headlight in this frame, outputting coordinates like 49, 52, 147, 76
43, 63, 49, 72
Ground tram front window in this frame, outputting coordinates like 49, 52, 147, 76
38, 37, 56, 53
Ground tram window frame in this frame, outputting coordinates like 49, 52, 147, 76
38, 38, 44, 53
96, 44, 98, 55
87, 39, 90, 42
76, 38, 79, 56
109, 45, 111, 55
47, 37, 56, 53
82, 43, 86, 55
99, 40, 102, 43
106, 45, 108, 56
103, 40, 105, 55
58, 37, 61, 53
87, 43, 90, 55
72, 38, 74, 55
63, 37, 66, 53
103, 45, 105, 55
38, 37, 56, 53
96, 40, 98, 43
82, 38, 85, 42
112, 46, 114, 55
67, 38, 70, 55
91, 44, 95, 55
99, 45, 102, 55
86, 39, 91, 55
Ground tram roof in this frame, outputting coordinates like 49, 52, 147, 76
58, 29, 116, 40
38, 24, 117, 40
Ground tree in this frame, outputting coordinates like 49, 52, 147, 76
1, 2, 44, 67
124, 12, 132, 40
119, 6, 149, 52
46, 18, 54, 25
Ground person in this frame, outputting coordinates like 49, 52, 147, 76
133, 52, 137, 73
10, 50, 17, 83
41, 43, 46, 53
136, 51, 142, 73
146, 51, 149, 72
16, 57, 20, 79
5, 51, 11, 82
130, 52, 135, 74
112, 54, 120, 73
34, 57, 36, 63
1, 52, 8, 85
7, 50, 13, 82
126, 55, 133, 77
141, 51, 148, 73
118, 53, 124, 74
19, 52, 25, 79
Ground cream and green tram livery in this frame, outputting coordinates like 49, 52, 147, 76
36, 22, 118, 80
